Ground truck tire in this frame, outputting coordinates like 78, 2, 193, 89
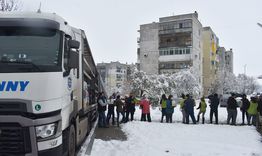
68, 125, 76, 156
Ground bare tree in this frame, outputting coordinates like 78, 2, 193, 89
0, 0, 20, 12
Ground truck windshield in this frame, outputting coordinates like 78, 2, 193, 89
0, 27, 62, 73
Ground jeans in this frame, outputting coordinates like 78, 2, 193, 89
117, 111, 125, 126
141, 113, 152, 122
248, 114, 257, 126
242, 111, 248, 124
197, 111, 206, 124
166, 113, 173, 123
125, 111, 135, 122
210, 109, 218, 124
106, 111, 115, 125
181, 109, 186, 123
161, 108, 166, 122
186, 111, 196, 124
227, 109, 237, 125
98, 111, 107, 127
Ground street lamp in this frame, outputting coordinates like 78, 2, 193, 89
258, 23, 262, 28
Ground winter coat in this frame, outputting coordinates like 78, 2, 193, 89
240, 98, 250, 111
209, 96, 220, 110
160, 99, 167, 109
166, 99, 174, 114
126, 97, 136, 112
107, 99, 115, 113
247, 101, 258, 115
184, 98, 195, 114
197, 101, 207, 113
227, 97, 238, 110
179, 99, 186, 109
258, 99, 262, 116
98, 96, 107, 112
115, 99, 124, 112
139, 99, 150, 114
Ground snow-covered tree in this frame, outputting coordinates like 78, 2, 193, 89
235, 74, 260, 95
209, 69, 260, 95
128, 67, 201, 107
0, 0, 20, 11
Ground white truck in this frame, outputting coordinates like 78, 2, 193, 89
0, 12, 102, 156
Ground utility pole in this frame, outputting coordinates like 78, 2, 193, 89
244, 64, 247, 75
243, 64, 247, 94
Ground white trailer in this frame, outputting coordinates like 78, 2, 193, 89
0, 12, 101, 156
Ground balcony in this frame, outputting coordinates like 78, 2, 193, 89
159, 28, 192, 35
159, 54, 191, 62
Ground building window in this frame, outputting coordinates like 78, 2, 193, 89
159, 48, 191, 56
179, 23, 183, 28
186, 48, 190, 54
170, 50, 173, 55
116, 67, 121, 72
175, 49, 179, 54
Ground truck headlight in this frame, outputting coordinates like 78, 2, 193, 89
35, 123, 57, 139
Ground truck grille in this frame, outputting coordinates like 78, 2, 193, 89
0, 124, 31, 155
0, 102, 27, 114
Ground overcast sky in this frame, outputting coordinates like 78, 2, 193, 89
22, 0, 262, 76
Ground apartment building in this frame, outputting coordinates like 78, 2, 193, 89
137, 11, 203, 87
202, 27, 220, 95
96, 62, 130, 95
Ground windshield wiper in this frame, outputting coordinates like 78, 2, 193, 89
0, 60, 42, 72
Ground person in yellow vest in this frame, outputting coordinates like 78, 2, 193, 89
179, 94, 186, 123
247, 97, 258, 126
160, 94, 167, 123
196, 97, 207, 124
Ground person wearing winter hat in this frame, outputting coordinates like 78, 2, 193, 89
196, 97, 207, 124
139, 95, 151, 122
240, 94, 250, 125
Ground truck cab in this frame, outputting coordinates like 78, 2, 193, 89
0, 12, 99, 156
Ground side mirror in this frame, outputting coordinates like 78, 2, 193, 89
68, 40, 80, 49
68, 50, 79, 69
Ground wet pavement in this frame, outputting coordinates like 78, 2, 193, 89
95, 124, 127, 141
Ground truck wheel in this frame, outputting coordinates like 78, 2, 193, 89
68, 125, 76, 156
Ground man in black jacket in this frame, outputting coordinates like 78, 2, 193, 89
125, 94, 136, 122
209, 93, 220, 124
227, 93, 238, 125
258, 95, 262, 116
98, 92, 108, 128
184, 94, 196, 124
240, 94, 250, 125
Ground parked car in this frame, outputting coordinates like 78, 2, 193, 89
219, 93, 242, 107
220, 94, 231, 107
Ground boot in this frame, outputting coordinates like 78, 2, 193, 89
197, 115, 200, 122
202, 117, 205, 124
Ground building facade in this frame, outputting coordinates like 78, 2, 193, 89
96, 62, 130, 95
137, 12, 203, 89
225, 49, 233, 73
202, 27, 220, 95
137, 12, 234, 95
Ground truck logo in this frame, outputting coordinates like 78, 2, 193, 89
35, 104, 41, 111
0, 81, 29, 92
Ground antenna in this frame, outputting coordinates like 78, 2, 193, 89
37, 2, 41, 13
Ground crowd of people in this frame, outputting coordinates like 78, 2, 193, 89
97, 91, 262, 128
97, 92, 151, 128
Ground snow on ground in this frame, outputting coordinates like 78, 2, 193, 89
90, 102, 262, 156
